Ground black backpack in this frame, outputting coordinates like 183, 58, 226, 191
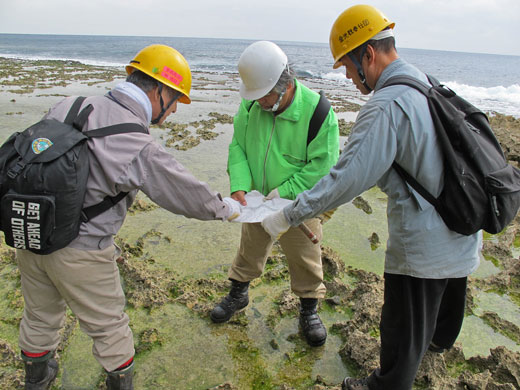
0, 96, 148, 254
382, 74, 520, 235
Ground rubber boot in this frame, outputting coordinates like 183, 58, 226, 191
106, 361, 134, 390
299, 298, 327, 347
22, 351, 58, 390
210, 279, 250, 323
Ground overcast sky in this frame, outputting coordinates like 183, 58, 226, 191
0, 0, 518, 56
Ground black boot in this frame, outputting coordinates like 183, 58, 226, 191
106, 361, 134, 390
210, 279, 250, 323
299, 298, 327, 347
22, 351, 58, 390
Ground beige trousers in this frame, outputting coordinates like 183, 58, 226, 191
228, 218, 326, 298
17, 245, 134, 372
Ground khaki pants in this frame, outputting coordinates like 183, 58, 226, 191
229, 218, 326, 298
17, 245, 134, 372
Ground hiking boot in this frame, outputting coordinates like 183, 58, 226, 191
22, 351, 58, 390
342, 376, 370, 390
210, 279, 250, 323
106, 362, 134, 390
299, 298, 327, 347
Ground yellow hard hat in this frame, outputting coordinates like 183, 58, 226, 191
329, 4, 395, 69
126, 44, 192, 104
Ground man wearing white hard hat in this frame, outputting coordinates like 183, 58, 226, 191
210, 41, 340, 347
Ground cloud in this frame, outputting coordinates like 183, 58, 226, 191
0, 0, 518, 56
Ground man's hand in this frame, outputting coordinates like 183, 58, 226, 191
223, 197, 241, 221
263, 188, 280, 201
261, 209, 290, 240
231, 190, 247, 206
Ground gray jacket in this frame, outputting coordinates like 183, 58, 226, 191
46, 87, 230, 250
285, 58, 480, 279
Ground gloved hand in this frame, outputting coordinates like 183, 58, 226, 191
223, 197, 241, 221
261, 209, 290, 240
263, 188, 280, 201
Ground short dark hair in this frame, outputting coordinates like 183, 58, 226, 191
126, 69, 160, 93
271, 63, 296, 95
351, 28, 396, 60
126, 70, 179, 99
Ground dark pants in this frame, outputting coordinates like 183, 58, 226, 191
367, 273, 467, 390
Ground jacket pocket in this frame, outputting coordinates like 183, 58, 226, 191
282, 153, 306, 167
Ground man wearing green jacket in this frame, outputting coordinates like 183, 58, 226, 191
210, 41, 340, 347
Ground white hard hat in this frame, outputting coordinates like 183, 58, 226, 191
238, 41, 288, 100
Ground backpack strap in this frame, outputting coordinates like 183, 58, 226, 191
381, 74, 431, 96
73, 104, 94, 131
392, 163, 440, 209
85, 123, 148, 137
79, 123, 148, 222
307, 90, 331, 146
64, 96, 87, 125
80, 191, 129, 223
381, 74, 442, 208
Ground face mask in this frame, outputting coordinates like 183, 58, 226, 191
260, 86, 286, 112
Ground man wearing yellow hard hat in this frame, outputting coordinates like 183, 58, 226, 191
16, 44, 239, 390
262, 5, 480, 390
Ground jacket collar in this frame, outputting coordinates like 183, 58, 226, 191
374, 58, 407, 92
106, 83, 151, 124
274, 79, 302, 123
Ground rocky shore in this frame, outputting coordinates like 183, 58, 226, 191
0, 57, 519, 389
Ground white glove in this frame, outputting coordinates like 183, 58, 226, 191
261, 209, 290, 240
223, 197, 241, 221
263, 188, 280, 201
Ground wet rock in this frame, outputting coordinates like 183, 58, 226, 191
368, 232, 380, 250
0, 340, 22, 368
332, 100, 362, 113
263, 253, 289, 281
160, 112, 232, 151
135, 328, 164, 355
208, 383, 238, 390
338, 119, 355, 137
275, 290, 300, 316
467, 347, 520, 388
338, 328, 379, 376
481, 311, 520, 344
118, 257, 176, 309
127, 198, 159, 215
0, 370, 24, 390
174, 278, 229, 316
321, 246, 345, 277
490, 113, 520, 163
352, 196, 372, 214
325, 296, 342, 306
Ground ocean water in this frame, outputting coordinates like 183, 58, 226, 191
0, 33, 519, 117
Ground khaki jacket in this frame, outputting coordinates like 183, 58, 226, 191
46, 88, 229, 250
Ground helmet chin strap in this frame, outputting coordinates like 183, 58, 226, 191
347, 43, 372, 93
151, 84, 179, 125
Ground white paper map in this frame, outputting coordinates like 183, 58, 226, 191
228, 190, 292, 223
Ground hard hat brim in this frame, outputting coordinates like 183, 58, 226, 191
239, 82, 273, 101
178, 94, 191, 104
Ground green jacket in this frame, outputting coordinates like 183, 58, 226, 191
228, 80, 340, 200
